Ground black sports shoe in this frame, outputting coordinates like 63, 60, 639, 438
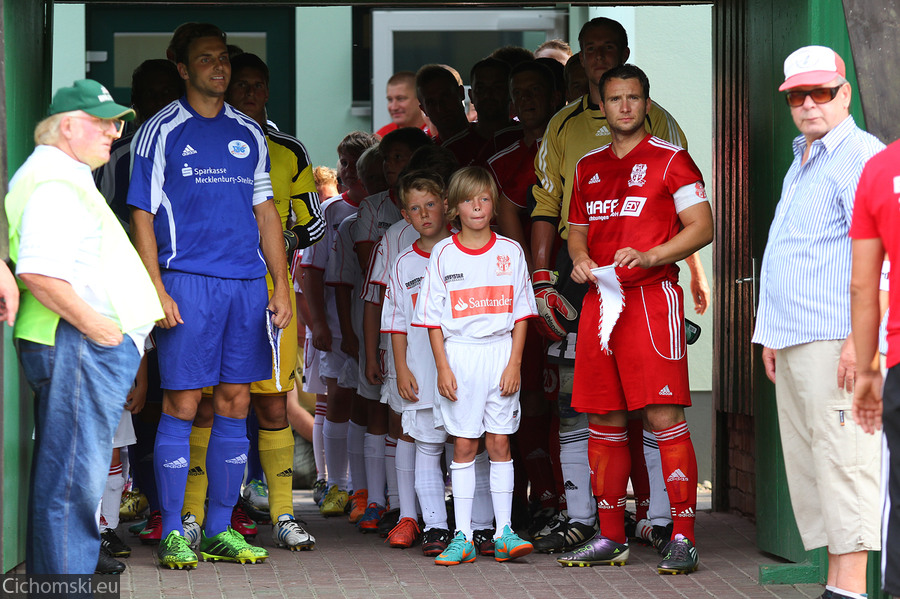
533, 519, 598, 554
100, 529, 132, 558
96, 547, 126, 574
556, 532, 629, 567
657, 534, 699, 574
421, 527, 451, 557
651, 522, 674, 555
376, 508, 401, 537
472, 528, 495, 556
623, 510, 637, 539
526, 507, 558, 541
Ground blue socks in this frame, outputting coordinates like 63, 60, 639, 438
205, 414, 250, 537
154, 413, 193, 537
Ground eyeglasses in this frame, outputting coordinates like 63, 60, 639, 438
784, 84, 844, 108
70, 114, 125, 135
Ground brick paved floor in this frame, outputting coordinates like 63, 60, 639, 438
100, 491, 828, 599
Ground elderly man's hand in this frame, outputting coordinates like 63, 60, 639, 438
86, 315, 124, 347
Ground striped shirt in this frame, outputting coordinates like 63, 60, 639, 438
752, 115, 884, 349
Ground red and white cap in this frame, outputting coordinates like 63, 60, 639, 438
779, 45, 846, 91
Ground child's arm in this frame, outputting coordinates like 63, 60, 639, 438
364, 294, 384, 384
391, 333, 419, 402
126, 353, 149, 414
428, 327, 457, 402
299, 267, 332, 351
334, 284, 358, 359
499, 319, 528, 396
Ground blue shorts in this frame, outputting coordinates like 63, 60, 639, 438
155, 271, 270, 390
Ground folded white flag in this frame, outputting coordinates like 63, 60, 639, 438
590, 265, 624, 352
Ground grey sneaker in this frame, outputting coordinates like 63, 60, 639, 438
272, 515, 316, 550
556, 532, 629, 567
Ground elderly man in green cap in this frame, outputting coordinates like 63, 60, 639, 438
5, 79, 163, 576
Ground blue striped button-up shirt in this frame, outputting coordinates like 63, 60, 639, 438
752, 115, 884, 350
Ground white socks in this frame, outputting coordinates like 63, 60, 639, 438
395, 439, 417, 519
490, 460, 514, 536
559, 427, 594, 525
99, 462, 125, 531
385, 436, 399, 510
471, 451, 494, 530
313, 397, 327, 480
449, 460, 475, 539
347, 421, 367, 492
364, 433, 387, 506
322, 418, 349, 490
415, 441, 448, 530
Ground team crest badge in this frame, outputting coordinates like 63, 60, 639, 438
228, 139, 250, 158
695, 182, 707, 199
628, 163, 647, 187
496, 254, 511, 276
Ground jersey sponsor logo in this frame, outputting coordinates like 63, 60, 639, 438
405, 276, 423, 290
620, 196, 647, 217
658, 385, 673, 396
182, 163, 193, 177
163, 457, 188, 469
449, 285, 514, 318
628, 163, 648, 187
587, 198, 619, 221
694, 182, 707, 200
666, 468, 689, 483
588, 173, 601, 185
225, 453, 248, 465
182, 144, 198, 156
496, 254, 511, 276
228, 139, 251, 158
444, 273, 464, 283
595, 125, 610, 137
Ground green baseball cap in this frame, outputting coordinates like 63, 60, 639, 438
49, 79, 136, 121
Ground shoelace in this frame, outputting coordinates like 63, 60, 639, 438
233, 508, 254, 527
665, 539, 692, 561
144, 512, 162, 530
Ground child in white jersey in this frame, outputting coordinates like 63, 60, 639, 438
412, 166, 538, 566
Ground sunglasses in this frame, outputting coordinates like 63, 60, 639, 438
784, 84, 844, 108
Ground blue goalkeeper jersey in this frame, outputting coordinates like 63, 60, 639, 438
127, 97, 273, 279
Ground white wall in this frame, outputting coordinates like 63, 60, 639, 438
51, 4, 86, 94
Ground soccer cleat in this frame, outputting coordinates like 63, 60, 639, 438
624, 510, 637, 538
320, 485, 349, 517
556, 533, 629, 567
472, 529, 496, 556
357, 503, 386, 533
657, 534, 699, 575
100, 529, 131, 558
313, 479, 328, 506
119, 489, 149, 521
527, 506, 558, 540
347, 489, 368, 523
182, 513, 201, 550
421, 527, 451, 557
386, 517, 421, 549
493, 525, 533, 562
139, 511, 162, 545
96, 547, 126, 574
635, 518, 654, 543
533, 518, 598, 554
377, 508, 401, 537
272, 515, 316, 550
242, 478, 269, 512
532, 509, 567, 541
157, 531, 198, 570
200, 527, 268, 564
128, 519, 147, 535
230, 504, 258, 540
652, 522, 674, 555
434, 531, 476, 566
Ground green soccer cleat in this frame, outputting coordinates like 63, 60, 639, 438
157, 531, 198, 570
493, 525, 533, 562
200, 526, 268, 564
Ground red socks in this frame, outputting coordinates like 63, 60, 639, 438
654, 421, 697, 543
588, 424, 630, 544
626, 418, 650, 521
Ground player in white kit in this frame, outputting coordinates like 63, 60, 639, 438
413, 166, 538, 566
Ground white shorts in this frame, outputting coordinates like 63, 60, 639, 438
338, 355, 360, 390
380, 376, 405, 412
112, 409, 136, 448
302, 335, 327, 395
403, 408, 447, 444
438, 336, 521, 439
320, 342, 350, 381
356, 347, 383, 401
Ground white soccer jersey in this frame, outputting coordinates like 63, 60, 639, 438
326, 213, 364, 337
352, 189, 403, 246
412, 233, 537, 340
382, 242, 436, 410
300, 193, 358, 338
362, 220, 419, 304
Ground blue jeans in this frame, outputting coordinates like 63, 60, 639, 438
18, 319, 141, 574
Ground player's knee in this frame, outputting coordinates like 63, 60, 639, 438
559, 412, 588, 434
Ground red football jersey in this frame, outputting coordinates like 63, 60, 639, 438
568, 135, 705, 288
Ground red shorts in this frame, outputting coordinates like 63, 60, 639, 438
571, 280, 691, 414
